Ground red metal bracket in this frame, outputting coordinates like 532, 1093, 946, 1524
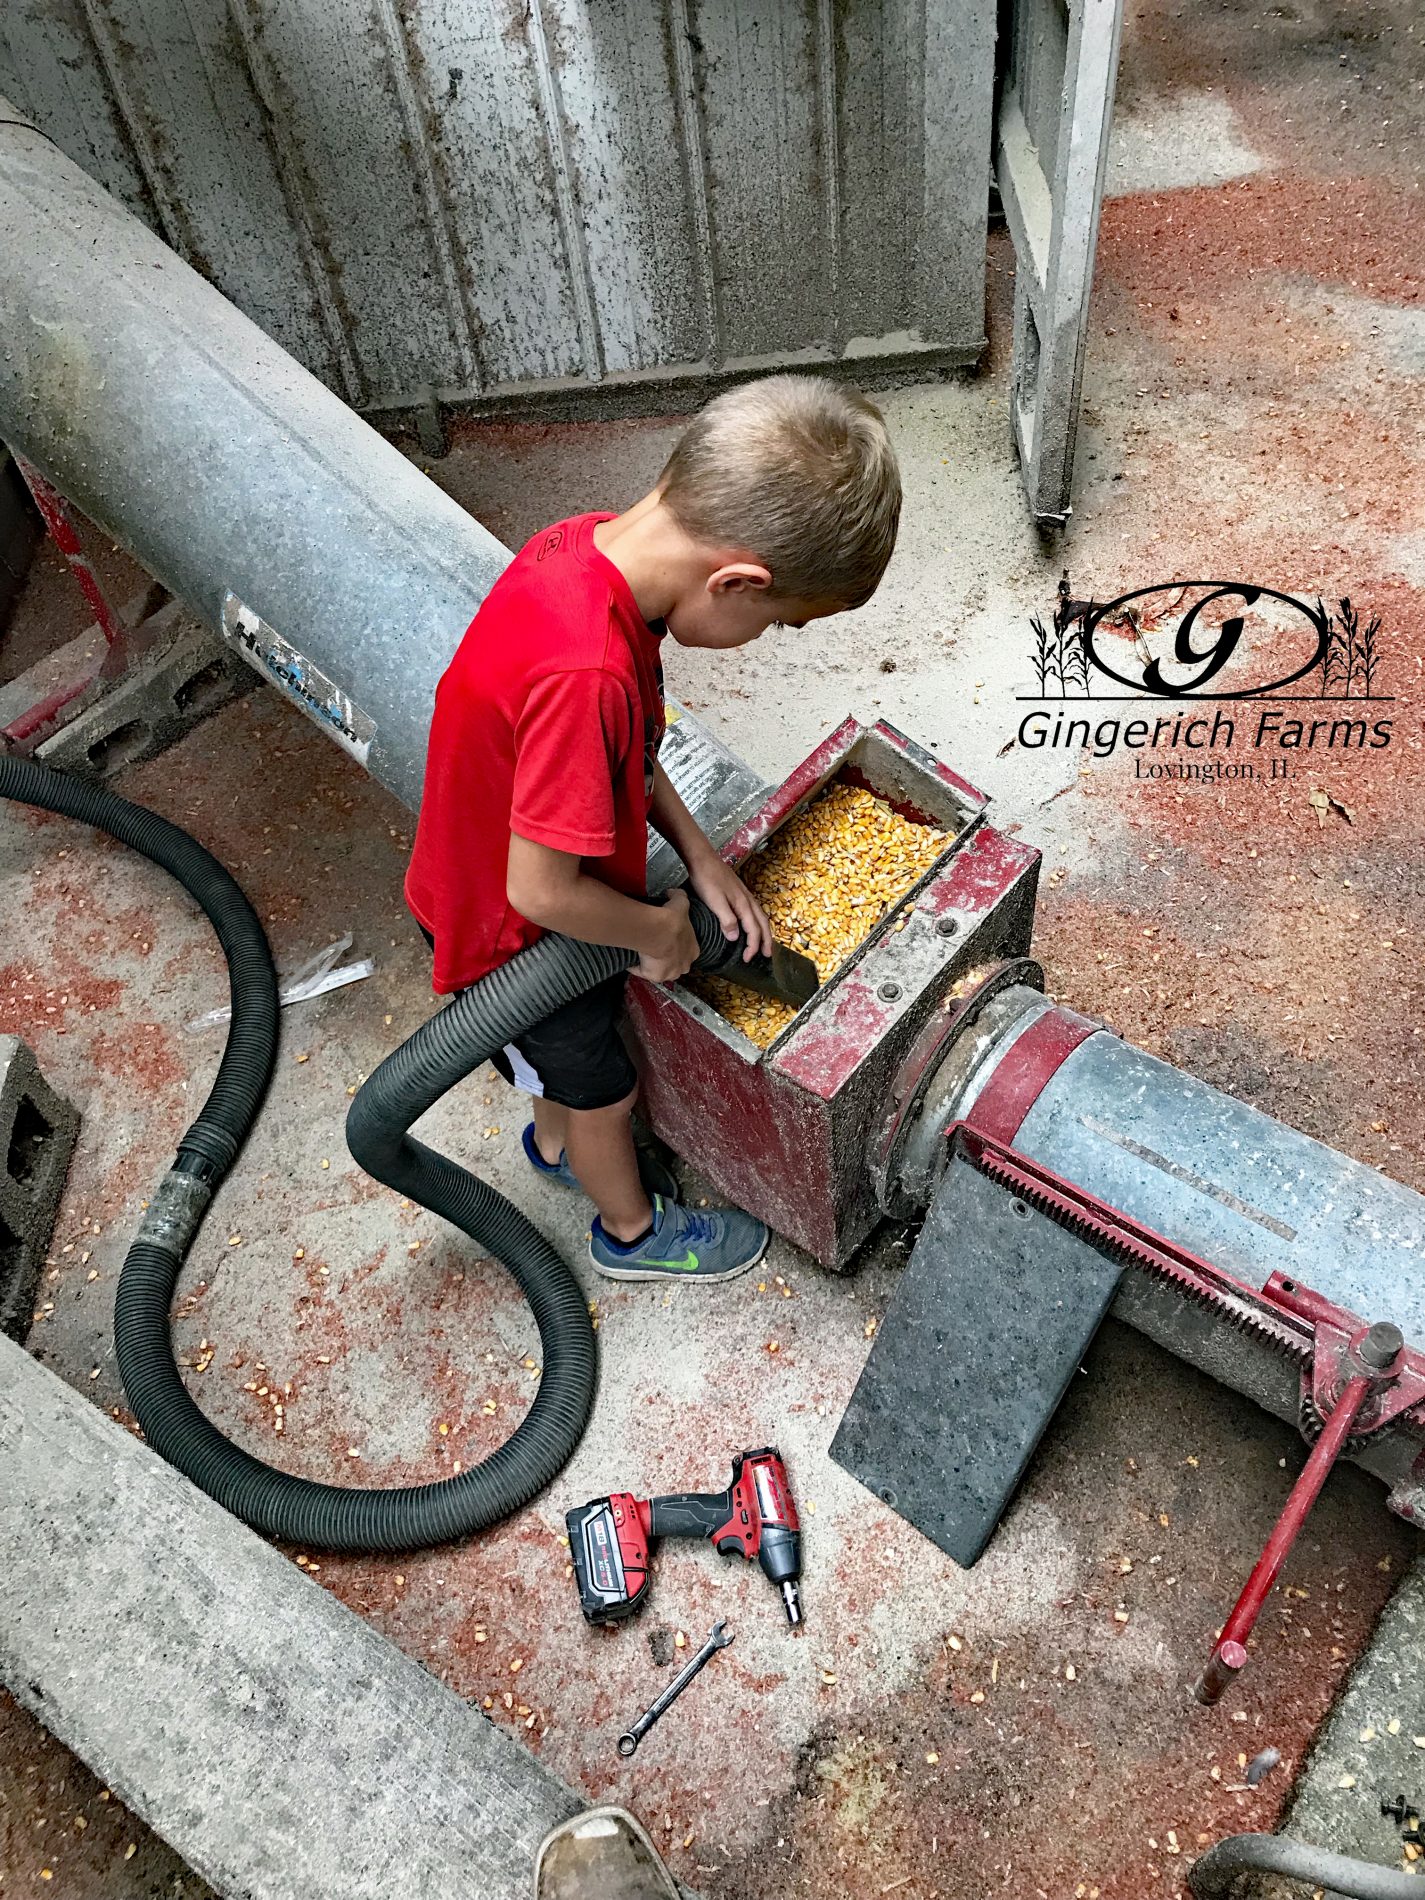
962, 1004, 1099, 1146
1268, 1273, 1425, 1437
951, 1123, 1425, 1702
2, 458, 128, 752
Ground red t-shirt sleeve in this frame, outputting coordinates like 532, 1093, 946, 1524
509, 667, 635, 857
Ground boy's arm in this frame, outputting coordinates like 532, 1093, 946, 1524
507, 832, 700, 985
649, 762, 772, 960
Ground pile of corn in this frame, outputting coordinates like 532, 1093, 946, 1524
695, 780, 950, 1049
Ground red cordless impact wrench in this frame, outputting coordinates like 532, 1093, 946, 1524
566, 1446, 803, 1628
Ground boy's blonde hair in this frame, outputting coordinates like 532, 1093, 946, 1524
657, 375, 901, 610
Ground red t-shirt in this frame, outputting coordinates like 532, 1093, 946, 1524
406, 513, 666, 993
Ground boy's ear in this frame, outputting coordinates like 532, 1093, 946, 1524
707, 560, 773, 597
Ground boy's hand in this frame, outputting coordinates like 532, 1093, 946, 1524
633, 888, 702, 985
685, 846, 774, 961
648, 766, 772, 961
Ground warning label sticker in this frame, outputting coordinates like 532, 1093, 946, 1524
220, 593, 376, 766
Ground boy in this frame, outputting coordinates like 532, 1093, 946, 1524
406, 374, 901, 1283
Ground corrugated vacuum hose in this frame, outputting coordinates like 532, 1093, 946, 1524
0, 754, 732, 1551
1188, 1832, 1424, 1899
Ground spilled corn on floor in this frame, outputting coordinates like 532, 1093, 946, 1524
696, 781, 951, 1047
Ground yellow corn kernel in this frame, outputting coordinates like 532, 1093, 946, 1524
693, 782, 951, 1049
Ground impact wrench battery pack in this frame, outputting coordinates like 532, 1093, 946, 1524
567, 1446, 803, 1627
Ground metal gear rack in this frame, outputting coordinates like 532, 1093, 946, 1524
953, 1123, 1425, 1703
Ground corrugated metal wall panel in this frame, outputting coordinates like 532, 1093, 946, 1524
0, 0, 157, 228
545, 0, 710, 376
920, 0, 997, 344
0, 0, 993, 417
227, 0, 477, 409
691, 1, 828, 361
402, 0, 585, 388
90, 0, 344, 391
837, 0, 923, 346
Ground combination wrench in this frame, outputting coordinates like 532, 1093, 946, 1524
617, 1620, 734, 1757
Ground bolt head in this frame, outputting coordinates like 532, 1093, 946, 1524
1361, 1321, 1405, 1370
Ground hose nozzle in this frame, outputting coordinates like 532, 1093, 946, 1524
696, 925, 819, 1008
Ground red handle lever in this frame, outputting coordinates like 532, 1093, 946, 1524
1194, 1372, 1373, 1705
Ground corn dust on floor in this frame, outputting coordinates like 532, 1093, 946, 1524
695, 781, 951, 1048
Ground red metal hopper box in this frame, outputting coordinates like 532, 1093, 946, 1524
626, 719, 1040, 1267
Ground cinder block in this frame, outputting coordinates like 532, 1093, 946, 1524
35, 603, 258, 780
0, 1037, 79, 1341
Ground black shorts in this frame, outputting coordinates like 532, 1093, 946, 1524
421, 928, 636, 1111
489, 974, 636, 1111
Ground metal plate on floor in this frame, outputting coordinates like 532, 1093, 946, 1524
831, 1145, 1125, 1567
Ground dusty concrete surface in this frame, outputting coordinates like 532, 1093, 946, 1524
2, 0, 1422, 1895
2, 1338, 581, 1900
0, 1693, 216, 1900
4, 696, 1415, 1900
1243, 1555, 1425, 1891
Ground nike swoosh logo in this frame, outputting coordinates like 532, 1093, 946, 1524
660, 1252, 701, 1272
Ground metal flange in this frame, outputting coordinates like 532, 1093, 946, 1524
871, 958, 1045, 1221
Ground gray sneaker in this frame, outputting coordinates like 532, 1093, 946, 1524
589, 1194, 769, 1283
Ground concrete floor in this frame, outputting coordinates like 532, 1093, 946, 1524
3, 0, 1423, 1892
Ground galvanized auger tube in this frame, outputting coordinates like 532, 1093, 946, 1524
0, 99, 508, 816
0, 752, 744, 1549
913, 982, 1425, 1501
